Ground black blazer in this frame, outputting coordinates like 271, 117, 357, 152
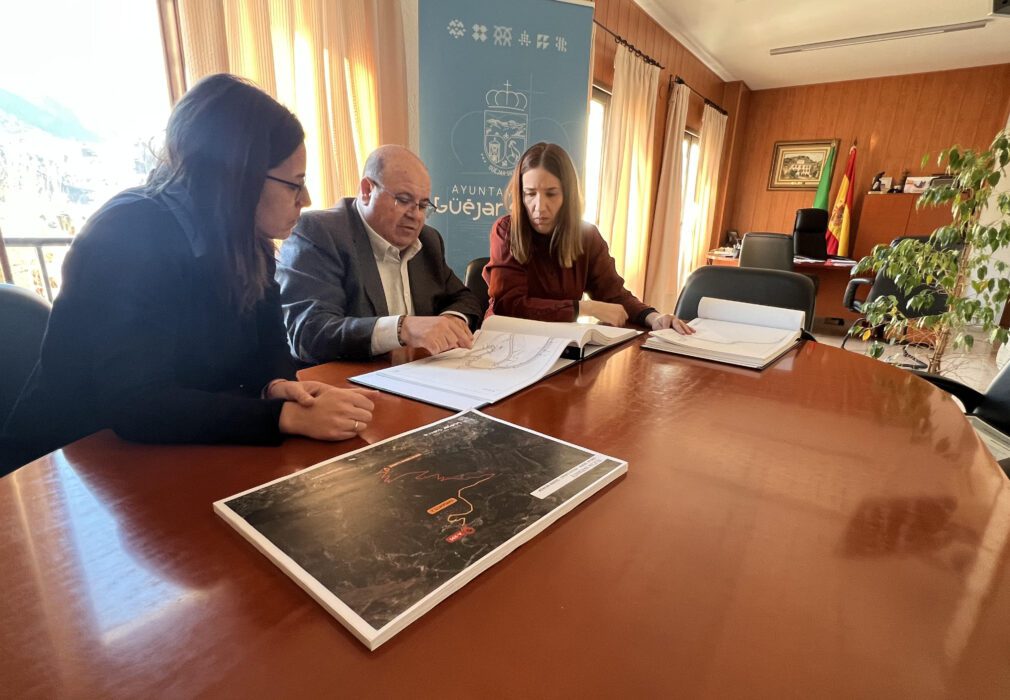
276, 198, 481, 363
2, 188, 296, 467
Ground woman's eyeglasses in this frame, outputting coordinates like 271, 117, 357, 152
265, 174, 307, 201
368, 178, 437, 217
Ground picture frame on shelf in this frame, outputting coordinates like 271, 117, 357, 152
767, 139, 840, 190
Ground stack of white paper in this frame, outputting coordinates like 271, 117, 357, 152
643, 297, 804, 369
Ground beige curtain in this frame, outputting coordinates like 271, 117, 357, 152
679, 105, 727, 285
643, 82, 690, 312
172, 0, 408, 207
597, 45, 660, 298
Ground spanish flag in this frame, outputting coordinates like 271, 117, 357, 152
827, 143, 857, 256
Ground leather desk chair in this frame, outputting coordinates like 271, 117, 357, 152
464, 257, 491, 319
0, 284, 50, 426
674, 266, 816, 334
915, 366, 1010, 478
792, 208, 829, 260
841, 236, 949, 356
792, 208, 829, 295
739, 233, 793, 272
0, 284, 51, 475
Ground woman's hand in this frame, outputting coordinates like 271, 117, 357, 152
647, 313, 695, 335
580, 300, 628, 327
266, 379, 334, 406
278, 387, 378, 441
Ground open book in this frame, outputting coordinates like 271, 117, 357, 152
214, 411, 627, 650
351, 317, 641, 410
479, 315, 640, 359
643, 297, 804, 369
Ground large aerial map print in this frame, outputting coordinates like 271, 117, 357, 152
215, 411, 626, 650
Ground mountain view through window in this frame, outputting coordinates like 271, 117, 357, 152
0, 1, 170, 299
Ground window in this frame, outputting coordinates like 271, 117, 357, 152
679, 131, 702, 248
0, 0, 171, 300
583, 87, 610, 225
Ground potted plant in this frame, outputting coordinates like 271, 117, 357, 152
850, 130, 1010, 374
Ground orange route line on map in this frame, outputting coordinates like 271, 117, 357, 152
445, 474, 496, 529
376, 453, 496, 531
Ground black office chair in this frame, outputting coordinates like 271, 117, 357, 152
841, 236, 950, 358
739, 233, 793, 272
791, 209, 828, 295
674, 266, 817, 334
792, 208, 829, 260
914, 366, 1010, 478
0, 284, 50, 427
464, 256, 491, 318
0, 284, 51, 475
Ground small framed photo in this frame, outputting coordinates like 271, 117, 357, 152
767, 139, 839, 190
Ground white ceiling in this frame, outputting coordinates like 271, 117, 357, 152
635, 0, 1010, 89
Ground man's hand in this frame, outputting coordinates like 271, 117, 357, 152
399, 315, 474, 354
580, 300, 628, 327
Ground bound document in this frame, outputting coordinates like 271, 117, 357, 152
351, 316, 640, 410
478, 314, 640, 360
643, 298, 804, 369
215, 411, 627, 650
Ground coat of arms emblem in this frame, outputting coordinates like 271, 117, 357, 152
482, 81, 528, 177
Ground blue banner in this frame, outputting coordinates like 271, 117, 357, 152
419, 0, 594, 276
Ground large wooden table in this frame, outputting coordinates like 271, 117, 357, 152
3, 340, 1009, 697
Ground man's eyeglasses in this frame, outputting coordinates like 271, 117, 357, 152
265, 174, 307, 201
368, 178, 437, 217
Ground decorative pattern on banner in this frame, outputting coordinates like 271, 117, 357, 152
419, 0, 593, 276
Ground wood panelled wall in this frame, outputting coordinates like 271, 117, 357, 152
591, 0, 729, 245
592, 0, 723, 103
726, 64, 1010, 248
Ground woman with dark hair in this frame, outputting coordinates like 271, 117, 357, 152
3, 74, 375, 470
484, 142, 693, 333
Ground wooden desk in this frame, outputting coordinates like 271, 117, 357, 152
704, 254, 860, 320
3, 342, 1009, 698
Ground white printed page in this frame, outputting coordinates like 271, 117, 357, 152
483, 315, 637, 347
697, 297, 804, 331
649, 319, 798, 363
684, 318, 795, 344
354, 330, 569, 409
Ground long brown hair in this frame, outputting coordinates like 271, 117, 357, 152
148, 74, 304, 311
504, 142, 584, 268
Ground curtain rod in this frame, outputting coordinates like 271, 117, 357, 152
592, 19, 664, 69
671, 75, 727, 116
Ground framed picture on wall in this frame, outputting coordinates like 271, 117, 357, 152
767, 139, 839, 190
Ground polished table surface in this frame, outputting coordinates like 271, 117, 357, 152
3, 339, 1009, 698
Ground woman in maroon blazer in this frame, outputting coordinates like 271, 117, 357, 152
483, 142, 693, 333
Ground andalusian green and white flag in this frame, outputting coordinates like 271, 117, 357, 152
812, 143, 836, 210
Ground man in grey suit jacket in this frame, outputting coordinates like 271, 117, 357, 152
277, 145, 481, 364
